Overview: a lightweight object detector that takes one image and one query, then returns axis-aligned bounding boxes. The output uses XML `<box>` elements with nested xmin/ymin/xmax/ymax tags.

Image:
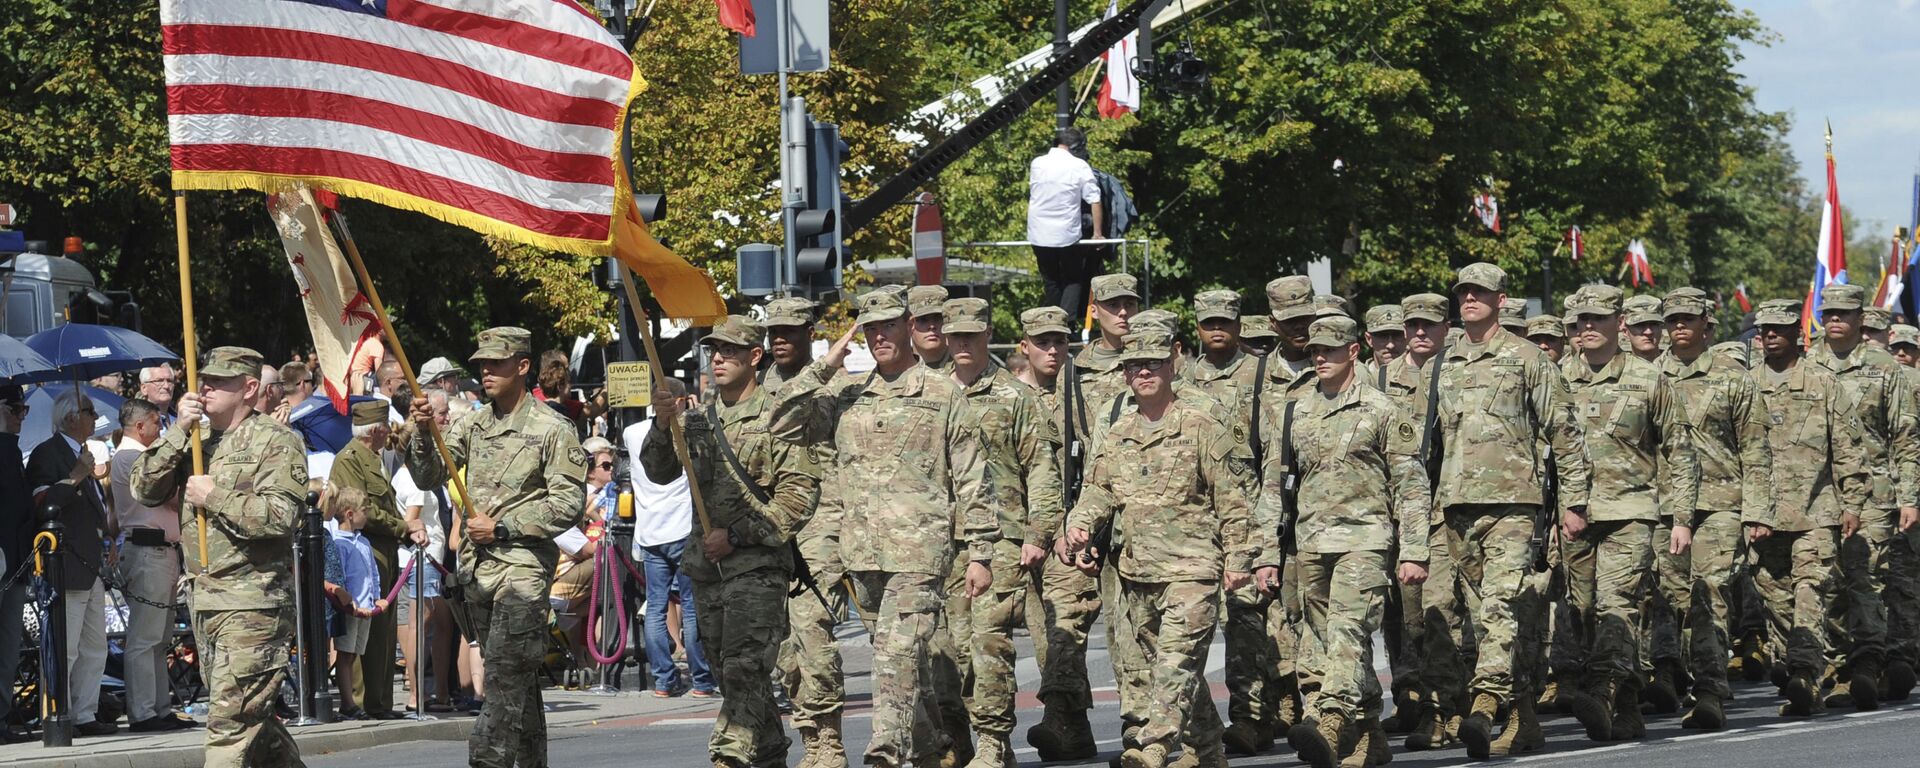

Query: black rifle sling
<box><xmin>1251</xmin><ymin>354</ymin><xmax>1269</xmax><ymax>480</ymax></box>
<box><xmin>706</xmin><ymin>402</ymin><xmax>771</xmax><ymax>505</ymax></box>
<box><xmin>1417</xmin><ymin>349</ymin><xmax>1445</xmax><ymax>465</ymax></box>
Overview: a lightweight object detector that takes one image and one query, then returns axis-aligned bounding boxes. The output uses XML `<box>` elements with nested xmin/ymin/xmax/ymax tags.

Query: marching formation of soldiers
<box><xmin>171</xmin><ymin>260</ymin><xmax>1920</xmax><ymax>768</ymax></box>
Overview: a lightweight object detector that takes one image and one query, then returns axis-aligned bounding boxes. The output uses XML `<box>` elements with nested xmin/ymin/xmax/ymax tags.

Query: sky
<box><xmin>1736</xmin><ymin>1</ymin><xmax>1920</xmax><ymax>238</ymax></box>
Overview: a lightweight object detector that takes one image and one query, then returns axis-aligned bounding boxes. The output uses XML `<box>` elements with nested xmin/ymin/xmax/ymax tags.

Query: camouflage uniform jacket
<box><xmin>1661</xmin><ymin>351</ymin><xmax>1774</xmax><ymax>522</ymax></box>
<box><xmin>404</xmin><ymin>394</ymin><xmax>587</xmax><ymax>575</ymax></box>
<box><xmin>1067</xmin><ymin>397</ymin><xmax>1265</xmax><ymax>582</ymax></box>
<box><xmin>1564</xmin><ymin>352</ymin><xmax>1700</xmax><ymax>522</ymax></box>
<box><xmin>814</xmin><ymin>363</ymin><xmax>995</xmax><ymax>576</ymax></box>
<box><xmin>330</xmin><ymin>439</ymin><xmax>407</xmax><ymax>543</ymax></box>
<box><xmin>1751</xmin><ymin>362</ymin><xmax>1869</xmax><ymax>530</ymax></box>
<box><xmin>1073</xmin><ymin>341</ymin><xmax>1129</xmax><ymax>445</ymax></box>
<box><xmin>956</xmin><ymin>363</ymin><xmax>1065</xmax><ymax>546</ymax></box>
<box><xmin>1258</xmin><ymin>382</ymin><xmax>1431</xmax><ymax>561</ymax></box>
<box><xmin>1182</xmin><ymin>350</ymin><xmax>1263</xmax><ymax>436</ymax></box>
<box><xmin>641</xmin><ymin>387</ymin><xmax>821</xmax><ymax>582</ymax></box>
<box><xmin>1434</xmin><ymin>329</ymin><xmax>1591</xmax><ymax>512</ymax></box>
<box><xmin>1809</xmin><ymin>343</ymin><xmax>1920</xmax><ymax>509</ymax></box>
<box><xmin>131</xmin><ymin>414</ymin><xmax>307</xmax><ymax>611</ymax></box>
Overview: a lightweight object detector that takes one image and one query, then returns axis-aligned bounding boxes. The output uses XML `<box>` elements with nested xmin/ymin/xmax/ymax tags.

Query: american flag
<box><xmin>162</xmin><ymin>0</ymin><xmax>641</xmax><ymax>256</ymax></box>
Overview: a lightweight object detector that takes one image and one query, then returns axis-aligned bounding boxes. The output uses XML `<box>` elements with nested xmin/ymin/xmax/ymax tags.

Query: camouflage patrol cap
<box><xmin>1891</xmin><ymin>323</ymin><xmax>1920</xmax><ymax>349</ymax></box>
<box><xmin>763</xmin><ymin>297</ymin><xmax>817</xmax><ymax>328</ymax></box>
<box><xmin>700</xmin><ymin>315</ymin><xmax>764</xmax><ymax>348</ymax></box>
<box><xmin>1864</xmin><ymin>305</ymin><xmax>1893</xmax><ymax>331</ymax></box>
<box><xmin>1710</xmin><ymin>340</ymin><xmax>1751</xmax><ymax>367</ymax></box>
<box><xmin>855</xmin><ymin>289</ymin><xmax>908</xmax><ymax>325</ymax></box>
<box><xmin>1129</xmin><ymin>309</ymin><xmax>1178</xmax><ymax>335</ymax></box>
<box><xmin>1091</xmin><ymin>273</ymin><xmax>1142</xmax><ymax>302</ymax></box>
<box><xmin>1754</xmin><ymin>298</ymin><xmax>1801</xmax><ymax>327</ymax></box>
<box><xmin>942</xmin><ymin>298</ymin><xmax>990</xmax><ymax>334</ymax></box>
<box><xmin>1452</xmin><ymin>262</ymin><xmax>1507</xmax><ymax>294</ymax></box>
<box><xmin>1526</xmin><ymin>315</ymin><xmax>1566</xmax><ymax>339</ymax></box>
<box><xmin>350</xmin><ymin>398</ymin><xmax>389</xmax><ymax>427</ymax></box>
<box><xmin>1306</xmin><ymin>316</ymin><xmax>1360</xmax><ymax>347</ymax></box>
<box><xmin>1020</xmin><ymin>306</ymin><xmax>1073</xmax><ymax>338</ymax></box>
<box><xmin>1661</xmin><ymin>287</ymin><xmax>1712</xmax><ymax>320</ymax></box>
<box><xmin>470</xmin><ymin>327</ymin><xmax>533</xmax><ymax>362</ymax></box>
<box><xmin>1623</xmin><ymin>295</ymin><xmax>1664</xmax><ymax>326</ymax></box>
<box><xmin>1499</xmin><ymin>298</ymin><xmax>1528</xmax><ymax>330</ymax></box>
<box><xmin>1567</xmin><ymin>284</ymin><xmax>1623</xmax><ymax>318</ymax></box>
<box><xmin>1402</xmin><ymin>293</ymin><xmax>1448</xmax><ymax>323</ymax></box>
<box><xmin>1364</xmin><ymin>304</ymin><xmax>1404</xmax><ymax>334</ymax></box>
<box><xmin>1313</xmin><ymin>294</ymin><xmax>1352</xmax><ymax>318</ymax></box>
<box><xmin>201</xmin><ymin>346</ymin><xmax>264</xmax><ymax>379</ymax></box>
<box><xmin>1821</xmin><ymin>283</ymin><xmax>1867</xmax><ymax>312</ymax></box>
<box><xmin>1266</xmin><ymin>276</ymin><xmax>1315</xmax><ymax>321</ymax></box>
<box><xmin>907</xmin><ymin>285</ymin><xmax>950</xmax><ymax>318</ymax></box>
<box><xmin>1119</xmin><ymin>331</ymin><xmax>1176</xmax><ymax>363</ymax></box>
<box><xmin>1193</xmin><ymin>289</ymin><xmax>1241</xmax><ymax>322</ymax></box>
<box><xmin>1239</xmin><ymin>316</ymin><xmax>1277</xmax><ymax>339</ymax></box>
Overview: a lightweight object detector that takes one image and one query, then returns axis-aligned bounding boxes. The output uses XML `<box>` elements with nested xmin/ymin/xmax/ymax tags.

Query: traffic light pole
<box><xmin>775</xmin><ymin>0</ymin><xmax>795</xmax><ymax>297</ymax></box>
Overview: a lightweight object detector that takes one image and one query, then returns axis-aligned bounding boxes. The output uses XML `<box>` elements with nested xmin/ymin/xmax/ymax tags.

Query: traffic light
<box><xmin>792</xmin><ymin>117</ymin><xmax>850</xmax><ymax>299</ymax></box>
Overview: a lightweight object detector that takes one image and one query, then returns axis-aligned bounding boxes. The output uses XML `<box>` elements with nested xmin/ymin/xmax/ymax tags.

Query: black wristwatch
<box><xmin>727</xmin><ymin>528</ymin><xmax>744</xmax><ymax>548</ymax></box>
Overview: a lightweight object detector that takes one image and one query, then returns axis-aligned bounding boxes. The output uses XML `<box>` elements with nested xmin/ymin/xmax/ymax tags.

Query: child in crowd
<box><xmin>328</xmin><ymin>486</ymin><xmax>387</xmax><ymax>719</ymax></box>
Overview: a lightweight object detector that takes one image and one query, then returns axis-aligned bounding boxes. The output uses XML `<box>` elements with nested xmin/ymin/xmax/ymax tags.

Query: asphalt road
<box><xmin>308</xmin><ymin>622</ymin><xmax>1920</xmax><ymax>767</ymax></box>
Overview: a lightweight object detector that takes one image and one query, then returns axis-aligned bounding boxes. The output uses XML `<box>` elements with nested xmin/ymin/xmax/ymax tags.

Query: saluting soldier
<box><xmin>1065</xmin><ymin>329</ymin><xmax>1270</xmax><ymax>768</ymax></box>
<box><xmin>1748</xmin><ymin>298</ymin><xmax>1869</xmax><ymax>716</ymax></box>
<box><xmin>645</xmin><ymin>315</ymin><xmax>822</xmax><ymax>768</ymax></box>
<box><xmin>403</xmin><ymin>327</ymin><xmax>587</xmax><ymax>768</ymax></box>
<box><xmin>1263</xmin><ymin>316</ymin><xmax>1431</xmax><ymax>768</ymax></box>
<box><xmin>131</xmin><ymin>347</ymin><xmax>308</xmax><ymax>767</ymax></box>
<box><xmin>813</xmin><ymin>290</ymin><xmax>994</xmax><ymax>768</ymax></box>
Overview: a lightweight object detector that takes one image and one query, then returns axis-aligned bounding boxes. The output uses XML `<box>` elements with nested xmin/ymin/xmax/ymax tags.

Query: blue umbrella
<box><xmin>0</xmin><ymin>335</ymin><xmax>59</xmax><ymax>384</ymax></box>
<box><xmin>289</xmin><ymin>394</ymin><xmax>386</xmax><ymax>455</ymax></box>
<box><xmin>19</xmin><ymin>383</ymin><xmax>124</xmax><ymax>455</ymax></box>
<box><xmin>24</xmin><ymin>323</ymin><xmax>179</xmax><ymax>381</ymax></box>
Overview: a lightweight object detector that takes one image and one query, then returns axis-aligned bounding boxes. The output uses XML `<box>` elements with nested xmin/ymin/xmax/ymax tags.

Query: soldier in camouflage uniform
<box><xmin>934</xmin><ymin>298</ymin><xmax>1064</xmax><ymax>767</ymax></box>
<box><xmin>1809</xmin><ymin>283</ymin><xmax>1920</xmax><ymax>711</ymax></box>
<box><xmin>1749</xmin><ymin>299</ymin><xmax>1869</xmax><ymax>716</ymax></box>
<box><xmin>1623</xmin><ymin>296</ymin><xmax>1666</xmax><ymax>362</ymax></box>
<box><xmin>1240</xmin><ymin>316</ymin><xmax>1278</xmax><ymax>357</ymax></box>
<box><xmin>1253</xmin><ymin>275</ymin><xmax>1320</xmax><ymax>743</ymax></box>
<box><xmin>1264</xmin><ymin>316</ymin><xmax>1431</xmax><ymax>768</ymax></box>
<box><xmin>1364</xmin><ymin>304</ymin><xmax>1404</xmax><ymax>368</ymax></box>
<box><xmin>1431</xmin><ymin>263</ymin><xmax>1591</xmax><ymax>760</ymax></box>
<box><xmin>403</xmin><ymin>327</ymin><xmax>587</xmax><ymax>768</ymax></box>
<box><xmin>1015</xmin><ymin>306</ymin><xmax>1105</xmax><ymax>762</ymax></box>
<box><xmin>329</xmin><ymin>398</ymin><xmax>418</xmax><ymax>717</ymax></box>
<box><xmin>761</xmin><ymin>297</ymin><xmax>856</xmax><ymax>768</ymax></box>
<box><xmin>908</xmin><ymin>286</ymin><xmax>953</xmax><ymax>371</ymax></box>
<box><xmin>1499</xmin><ymin>299</ymin><xmax>1528</xmax><ymax>336</ymax></box>
<box><xmin>132</xmin><ymin>347</ymin><xmax>308</xmax><ymax>768</ymax></box>
<box><xmin>1889</xmin><ymin>322</ymin><xmax>1920</xmax><ymax>702</ymax></box>
<box><xmin>643</xmin><ymin>316</ymin><xmax>822</xmax><ymax>768</ymax></box>
<box><xmin>1657</xmin><ymin>288</ymin><xmax>1775</xmax><ymax>730</ymax></box>
<box><xmin>1065</xmin><ymin>330</ymin><xmax>1269</xmax><ymax>768</ymax></box>
<box><xmin>1526</xmin><ymin>316</ymin><xmax>1566</xmax><ymax>364</ymax></box>
<box><xmin>1620</xmin><ymin>292</ymin><xmax>1692</xmax><ymax>714</ymax></box>
<box><xmin>813</xmin><ymin>290</ymin><xmax>994</xmax><ymax>768</ymax></box>
<box><xmin>1863</xmin><ymin>306</ymin><xmax>1894</xmax><ymax>349</ymax></box>
<box><xmin>1558</xmin><ymin>285</ymin><xmax>1700</xmax><ymax>743</ymax></box>
<box><xmin>1890</xmin><ymin>324</ymin><xmax>1920</xmax><ymax>366</ymax></box>
<box><xmin>1182</xmin><ymin>290</ymin><xmax>1276</xmax><ymax>756</ymax></box>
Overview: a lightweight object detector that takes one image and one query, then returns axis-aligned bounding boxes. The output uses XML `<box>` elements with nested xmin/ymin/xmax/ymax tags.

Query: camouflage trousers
<box><xmin>1414</xmin><ymin>523</ymin><xmax>1473</xmax><ymax>715</ymax></box>
<box><xmin>1645</xmin><ymin>518</ymin><xmax>1689</xmax><ymax>673</ymax></box>
<box><xmin>1221</xmin><ymin>581</ymin><xmax>1274</xmax><ymax>727</ymax></box>
<box><xmin>1099</xmin><ymin>559</ymin><xmax>1152</xmax><ymax>732</ymax></box>
<box><xmin>777</xmin><ymin>541</ymin><xmax>847</xmax><ymax>729</ymax></box>
<box><xmin>1443</xmin><ymin>505</ymin><xmax>1544</xmax><ymax>703</ymax></box>
<box><xmin>1680</xmin><ymin>511</ymin><xmax>1743</xmax><ymax>700</ymax></box>
<box><xmin>1295</xmin><ymin>550</ymin><xmax>1389</xmax><ymax>721</ymax></box>
<box><xmin>852</xmin><ymin>570</ymin><xmax>947</xmax><ymax>768</ymax></box>
<box><xmin>1564</xmin><ymin>519</ymin><xmax>1653</xmax><ymax>687</ymax></box>
<box><xmin>1830</xmin><ymin>508</ymin><xmax>1899</xmax><ymax>675</ymax></box>
<box><xmin>1753</xmin><ymin>528</ymin><xmax>1841</xmax><ymax>675</ymax></box>
<box><xmin>197</xmin><ymin>608</ymin><xmax>302</xmax><ymax>768</ymax></box>
<box><xmin>1023</xmin><ymin>549</ymin><xmax>1100</xmax><ymax>712</ymax></box>
<box><xmin>1263</xmin><ymin>556</ymin><xmax>1308</xmax><ymax>718</ymax></box>
<box><xmin>942</xmin><ymin>541</ymin><xmax>1026</xmax><ymax>738</ymax></box>
<box><xmin>694</xmin><ymin>568</ymin><xmax>792</xmax><ymax>766</ymax></box>
<box><xmin>466</xmin><ymin>560</ymin><xmax>552</xmax><ymax>768</ymax></box>
<box><xmin>1123</xmin><ymin>577</ymin><xmax>1223</xmax><ymax>750</ymax></box>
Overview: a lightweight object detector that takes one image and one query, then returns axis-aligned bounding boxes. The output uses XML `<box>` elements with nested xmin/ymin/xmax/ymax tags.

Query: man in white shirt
<box><xmin>620</xmin><ymin>386</ymin><xmax>716</xmax><ymax>698</ymax></box>
<box><xmin>111</xmin><ymin>398</ymin><xmax>195</xmax><ymax>732</ymax></box>
<box><xmin>1027</xmin><ymin>127</ymin><xmax>1105</xmax><ymax>319</ymax></box>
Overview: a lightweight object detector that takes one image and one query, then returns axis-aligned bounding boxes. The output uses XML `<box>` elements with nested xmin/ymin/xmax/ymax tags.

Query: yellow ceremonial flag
<box><xmin>612</xmin><ymin>198</ymin><xmax>726</xmax><ymax>324</ymax></box>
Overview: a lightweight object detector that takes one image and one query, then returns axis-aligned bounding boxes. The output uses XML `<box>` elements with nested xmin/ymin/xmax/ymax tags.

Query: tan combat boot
<box><xmin>1288</xmin><ymin>711</ymin><xmax>1352</xmax><ymax>768</ymax></box>
<box><xmin>1681</xmin><ymin>693</ymin><xmax>1725</xmax><ymax>730</ymax></box>
<box><xmin>1457</xmin><ymin>692</ymin><xmax>1500</xmax><ymax>760</ymax></box>
<box><xmin>1361</xmin><ymin>715</ymin><xmax>1391</xmax><ymax>765</ymax></box>
<box><xmin>1851</xmin><ymin>661</ymin><xmax>1883</xmax><ymax>711</ymax></box>
<box><xmin>1380</xmin><ymin>689</ymin><xmax>1420</xmax><ymax>734</ymax></box>
<box><xmin>963</xmin><ymin>733</ymin><xmax>1014</xmax><ymax>768</ymax></box>
<box><xmin>1338</xmin><ymin>724</ymin><xmax>1375</xmax><ymax>768</ymax></box>
<box><xmin>1489</xmin><ymin>696</ymin><xmax>1544</xmax><ymax>756</ymax></box>
<box><xmin>1610</xmin><ymin>684</ymin><xmax>1646</xmax><ymax>740</ymax></box>
<box><xmin>1402</xmin><ymin>701</ymin><xmax>1450</xmax><ymax>751</ymax></box>
<box><xmin>1535</xmin><ymin>679</ymin><xmax>1561</xmax><ymax>715</ymax></box>
<box><xmin>1119</xmin><ymin>742</ymin><xmax>1169</xmax><ymax>768</ymax></box>
<box><xmin>1566</xmin><ymin>680</ymin><xmax>1616</xmax><ymax>743</ymax></box>
<box><xmin>1740</xmin><ymin>630</ymin><xmax>1770</xmax><ymax>682</ymax></box>
<box><xmin>798</xmin><ymin>712</ymin><xmax>849</xmax><ymax>768</ymax></box>
<box><xmin>1884</xmin><ymin>660</ymin><xmax>1918</xmax><ymax>702</ymax></box>
<box><xmin>1643</xmin><ymin>660</ymin><xmax>1684</xmax><ymax>715</ymax></box>
<box><xmin>1027</xmin><ymin>704</ymin><xmax>1098</xmax><ymax>761</ymax></box>
<box><xmin>1221</xmin><ymin>719</ymin><xmax>1270</xmax><ymax>756</ymax></box>
<box><xmin>1166</xmin><ymin>739</ymin><xmax>1226</xmax><ymax>768</ymax></box>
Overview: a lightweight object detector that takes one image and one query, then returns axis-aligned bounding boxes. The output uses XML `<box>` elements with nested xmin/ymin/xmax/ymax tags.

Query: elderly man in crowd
<box><xmin>112</xmin><ymin>398</ymin><xmax>195</xmax><ymax>731</ymax></box>
<box><xmin>139</xmin><ymin>365</ymin><xmax>179</xmax><ymax>425</ymax></box>
<box><xmin>27</xmin><ymin>389</ymin><xmax>116</xmax><ymax>736</ymax></box>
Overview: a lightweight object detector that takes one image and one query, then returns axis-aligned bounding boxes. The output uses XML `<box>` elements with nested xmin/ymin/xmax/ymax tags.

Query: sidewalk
<box><xmin>0</xmin><ymin>684</ymin><xmax>725</xmax><ymax>768</ymax></box>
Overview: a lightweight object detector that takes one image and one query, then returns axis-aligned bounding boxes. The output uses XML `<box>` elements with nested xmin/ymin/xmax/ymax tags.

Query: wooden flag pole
<box><xmin>332</xmin><ymin>215</ymin><xmax>477</xmax><ymax>523</ymax></box>
<box><xmin>173</xmin><ymin>192</ymin><xmax>211</xmax><ymax>574</ymax></box>
<box><xmin>615</xmin><ymin>263</ymin><xmax>714</xmax><ymax>533</ymax></box>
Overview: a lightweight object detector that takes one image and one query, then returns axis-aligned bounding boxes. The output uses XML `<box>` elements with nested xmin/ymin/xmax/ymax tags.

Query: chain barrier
<box><xmin>66</xmin><ymin>546</ymin><xmax>179</xmax><ymax>610</ymax></box>
<box><xmin>0</xmin><ymin>537</ymin><xmax>47</xmax><ymax>598</ymax></box>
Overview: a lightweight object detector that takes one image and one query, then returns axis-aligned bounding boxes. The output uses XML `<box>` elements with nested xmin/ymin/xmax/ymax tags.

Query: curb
<box><xmin>0</xmin><ymin>718</ymin><xmax>471</xmax><ymax>768</ymax></box>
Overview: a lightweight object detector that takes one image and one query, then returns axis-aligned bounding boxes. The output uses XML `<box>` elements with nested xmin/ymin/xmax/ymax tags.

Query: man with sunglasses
<box><xmin>131</xmin><ymin>347</ymin><xmax>309</xmax><ymax>766</ymax></box>
<box><xmin>644</xmin><ymin>315</ymin><xmax>821</xmax><ymax>768</ymax></box>
<box><xmin>1064</xmin><ymin>329</ymin><xmax>1268</xmax><ymax>768</ymax></box>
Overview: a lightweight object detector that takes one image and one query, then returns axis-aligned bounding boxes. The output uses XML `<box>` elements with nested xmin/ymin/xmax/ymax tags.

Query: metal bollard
<box><xmin>291</xmin><ymin>491</ymin><xmax>318</xmax><ymax>726</ymax></box>
<box><xmin>406</xmin><ymin>544</ymin><xmax>435</xmax><ymax>721</ymax></box>
<box><xmin>37</xmin><ymin>517</ymin><xmax>70</xmax><ymax>747</ymax></box>
<box><xmin>300</xmin><ymin>495</ymin><xmax>336</xmax><ymax>724</ymax></box>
